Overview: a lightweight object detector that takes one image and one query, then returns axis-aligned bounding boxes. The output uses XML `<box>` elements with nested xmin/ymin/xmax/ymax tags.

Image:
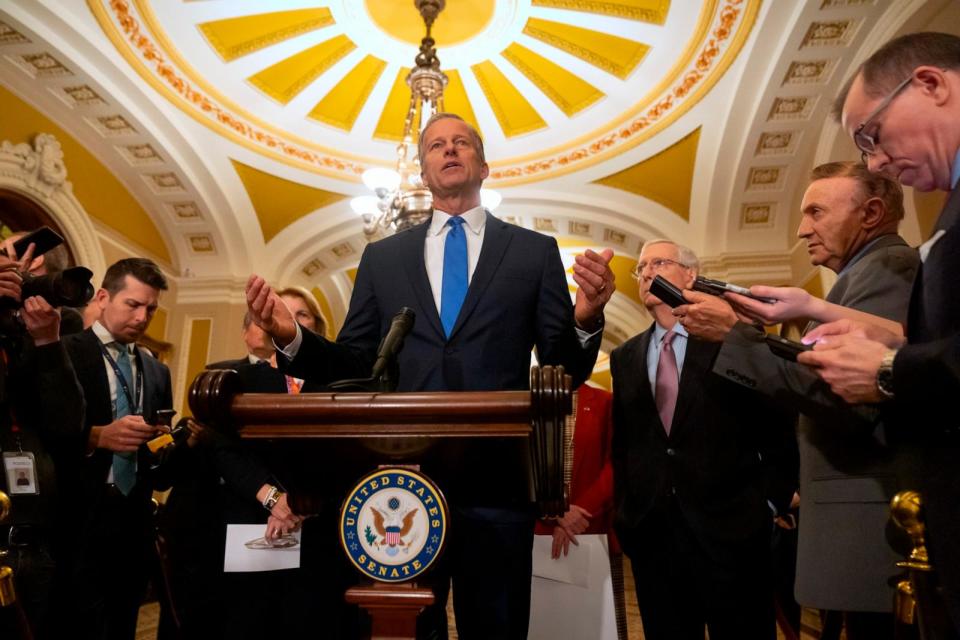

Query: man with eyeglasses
<box><xmin>795</xmin><ymin>32</ymin><xmax>960</xmax><ymax>631</ymax></box>
<box><xmin>676</xmin><ymin>162</ymin><xmax>919</xmax><ymax>639</ymax></box>
<box><xmin>610</xmin><ymin>239</ymin><xmax>796</xmax><ymax>640</ymax></box>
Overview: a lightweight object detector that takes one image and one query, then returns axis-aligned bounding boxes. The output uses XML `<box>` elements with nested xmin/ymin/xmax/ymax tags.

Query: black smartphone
<box><xmin>152</xmin><ymin>409</ymin><xmax>177</xmax><ymax>428</ymax></box>
<box><xmin>650</xmin><ymin>275</ymin><xmax>688</xmax><ymax>308</ymax></box>
<box><xmin>693</xmin><ymin>276</ymin><xmax>776</xmax><ymax>303</ymax></box>
<box><xmin>6</xmin><ymin>226</ymin><xmax>64</xmax><ymax>259</ymax></box>
<box><xmin>764</xmin><ymin>334</ymin><xmax>812</xmax><ymax>361</ymax></box>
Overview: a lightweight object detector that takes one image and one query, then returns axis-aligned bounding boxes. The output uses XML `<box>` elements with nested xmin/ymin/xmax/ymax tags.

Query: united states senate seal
<box><xmin>340</xmin><ymin>467</ymin><xmax>448</xmax><ymax>583</ymax></box>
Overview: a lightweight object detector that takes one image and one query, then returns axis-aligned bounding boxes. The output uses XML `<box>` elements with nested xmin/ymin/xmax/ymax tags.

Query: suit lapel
<box><xmin>449</xmin><ymin>212</ymin><xmax>512</xmax><ymax>339</ymax></box>
<box><xmin>137</xmin><ymin>348</ymin><xmax>155</xmax><ymax>418</ymax></box>
<box><xmin>669</xmin><ymin>337</ymin><xmax>713</xmax><ymax>439</ymax></box>
<box><xmin>400</xmin><ymin>222</ymin><xmax>445</xmax><ymax>339</ymax></box>
<box><xmin>78</xmin><ymin>329</ymin><xmax>113</xmax><ymax>424</ymax></box>
<box><xmin>631</xmin><ymin>328</ymin><xmax>668</xmax><ymax>440</ymax></box>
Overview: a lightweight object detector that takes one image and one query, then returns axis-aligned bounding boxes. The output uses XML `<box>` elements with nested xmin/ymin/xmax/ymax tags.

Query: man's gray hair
<box><xmin>639</xmin><ymin>239</ymin><xmax>700</xmax><ymax>271</ymax></box>
<box><xmin>417</xmin><ymin>112</ymin><xmax>486</xmax><ymax>167</ymax></box>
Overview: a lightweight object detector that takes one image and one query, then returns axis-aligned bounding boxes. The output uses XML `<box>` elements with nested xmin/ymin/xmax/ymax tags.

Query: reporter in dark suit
<box><xmin>611</xmin><ymin>240</ymin><xmax>797</xmax><ymax>640</ymax></box>
<box><xmin>61</xmin><ymin>258</ymin><xmax>171</xmax><ymax>640</ymax></box>
<box><xmin>247</xmin><ymin>112</ymin><xmax>615</xmax><ymax>638</ymax></box>
<box><xmin>800</xmin><ymin>33</ymin><xmax>960</xmax><ymax>631</ymax></box>
<box><xmin>0</xmin><ymin>252</ymin><xmax>84</xmax><ymax>640</ymax></box>
<box><xmin>678</xmin><ymin>162</ymin><xmax>919</xmax><ymax>639</ymax></box>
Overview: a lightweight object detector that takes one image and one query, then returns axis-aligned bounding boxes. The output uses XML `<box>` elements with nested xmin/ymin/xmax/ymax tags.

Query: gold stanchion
<box><xmin>0</xmin><ymin>489</ymin><xmax>15</xmax><ymax>607</ymax></box>
<box><xmin>890</xmin><ymin>490</ymin><xmax>957</xmax><ymax>640</ymax></box>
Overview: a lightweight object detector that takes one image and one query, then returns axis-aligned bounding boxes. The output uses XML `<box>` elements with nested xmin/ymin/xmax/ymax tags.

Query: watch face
<box><xmin>877</xmin><ymin>359</ymin><xmax>895</xmax><ymax>397</ymax></box>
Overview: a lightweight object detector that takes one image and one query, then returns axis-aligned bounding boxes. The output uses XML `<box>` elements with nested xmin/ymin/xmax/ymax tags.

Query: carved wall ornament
<box><xmin>302</xmin><ymin>257</ymin><xmax>326</xmax><ymax>277</ymax></box>
<box><xmin>331</xmin><ymin>242</ymin><xmax>355</xmax><ymax>259</ymax></box>
<box><xmin>782</xmin><ymin>60</ymin><xmax>832</xmax><ymax>85</ymax></box>
<box><xmin>768</xmin><ymin>96</ymin><xmax>815</xmax><ymax>121</ymax></box>
<box><xmin>0</xmin><ymin>133</ymin><xmax>105</xmax><ymax>276</ymax></box>
<box><xmin>0</xmin><ymin>21</ymin><xmax>30</xmax><ymax>44</ymax></box>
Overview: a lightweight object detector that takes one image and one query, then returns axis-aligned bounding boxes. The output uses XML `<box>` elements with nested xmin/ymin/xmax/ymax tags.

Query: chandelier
<box><xmin>351</xmin><ymin>0</ymin><xmax>499</xmax><ymax>239</ymax></box>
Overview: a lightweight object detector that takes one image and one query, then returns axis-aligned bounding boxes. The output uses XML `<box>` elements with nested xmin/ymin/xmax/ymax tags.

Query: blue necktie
<box><xmin>111</xmin><ymin>344</ymin><xmax>137</xmax><ymax>495</ymax></box>
<box><xmin>440</xmin><ymin>216</ymin><xmax>468</xmax><ymax>338</ymax></box>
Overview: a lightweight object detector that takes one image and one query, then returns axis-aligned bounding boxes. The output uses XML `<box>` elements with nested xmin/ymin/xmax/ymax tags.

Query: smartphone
<box><xmin>152</xmin><ymin>408</ymin><xmax>177</xmax><ymax>427</ymax></box>
<box><xmin>650</xmin><ymin>275</ymin><xmax>688</xmax><ymax>308</ymax></box>
<box><xmin>8</xmin><ymin>226</ymin><xmax>65</xmax><ymax>260</ymax></box>
<box><xmin>693</xmin><ymin>276</ymin><xmax>776</xmax><ymax>303</ymax></box>
<box><xmin>764</xmin><ymin>334</ymin><xmax>812</xmax><ymax>361</ymax></box>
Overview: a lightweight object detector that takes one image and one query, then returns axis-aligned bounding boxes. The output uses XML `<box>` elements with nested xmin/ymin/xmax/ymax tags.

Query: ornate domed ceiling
<box><xmin>89</xmin><ymin>0</ymin><xmax>754</xmax><ymax>185</ymax></box>
<box><xmin>1</xmin><ymin>0</ymin><xmax>957</xmax><ymax>355</ymax></box>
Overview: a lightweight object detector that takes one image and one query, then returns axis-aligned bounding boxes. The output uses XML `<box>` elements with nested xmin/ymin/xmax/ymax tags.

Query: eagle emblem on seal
<box><xmin>369</xmin><ymin>497</ymin><xmax>418</xmax><ymax>556</ymax></box>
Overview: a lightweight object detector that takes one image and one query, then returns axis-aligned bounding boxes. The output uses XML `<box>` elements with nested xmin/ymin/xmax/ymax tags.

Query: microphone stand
<box><xmin>327</xmin><ymin>308</ymin><xmax>414</xmax><ymax>393</ymax></box>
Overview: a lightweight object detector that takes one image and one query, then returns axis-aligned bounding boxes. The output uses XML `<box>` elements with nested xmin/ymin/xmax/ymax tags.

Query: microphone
<box><xmin>370</xmin><ymin>307</ymin><xmax>416</xmax><ymax>380</ymax></box>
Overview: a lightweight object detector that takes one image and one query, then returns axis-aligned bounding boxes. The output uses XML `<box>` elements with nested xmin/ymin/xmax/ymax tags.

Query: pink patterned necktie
<box><xmin>655</xmin><ymin>329</ymin><xmax>679</xmax><ymax>434</ymax></box>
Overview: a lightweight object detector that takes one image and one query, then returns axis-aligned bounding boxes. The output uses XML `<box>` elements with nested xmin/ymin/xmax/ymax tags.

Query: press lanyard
<box><xmin>98</xmin><ymin>341</ymin><xmax>143</xmax><ymax>414</ymax></box>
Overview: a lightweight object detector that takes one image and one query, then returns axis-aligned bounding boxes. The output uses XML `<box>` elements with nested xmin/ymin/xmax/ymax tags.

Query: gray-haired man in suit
<box><xmin>677</xmin><ymin>161</ymin><xmax>919</xmax><ymax>639</ymax></box>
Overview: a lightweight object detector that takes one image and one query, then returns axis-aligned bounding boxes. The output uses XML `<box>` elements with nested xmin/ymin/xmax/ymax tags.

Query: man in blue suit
<box><xmin>247</xmin><ymin>112</ymin><xmax>615</xmax><ymax>638</ymax></box>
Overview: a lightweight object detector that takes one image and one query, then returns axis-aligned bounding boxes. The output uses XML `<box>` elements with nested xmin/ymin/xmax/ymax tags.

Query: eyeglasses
<box><xmin>631</xmin><ymin>258</ymin><xmax>686</xmax><ymax>279</ymax></box>
<box><xmin>853</xmin><ymin>75</ymin><xmax>913</xmax><ymax>162</ymax></box>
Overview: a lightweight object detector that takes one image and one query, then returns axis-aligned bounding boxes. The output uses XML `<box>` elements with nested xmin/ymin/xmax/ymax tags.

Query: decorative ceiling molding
<box><xmin>698</xmin><ymin>251</ymin><xmax>793</xmax><ymax>284</ymax></box>
<box><xmin>0</xmin><ymin>133</ymin><xmax>106</xmax><ymax>277</ymax></box>
<box><xmin>88</xmin><ymin>0</ymin><xmax>759</xmax><ymax>186</ymax></box>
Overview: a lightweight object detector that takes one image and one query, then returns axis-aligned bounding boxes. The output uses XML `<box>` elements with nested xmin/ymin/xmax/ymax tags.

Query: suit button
<box><xmin>445</xmin><ymin>347</ymin><xmax>455</xmax><ymax>355</ymax></box>
<box><xmin>666</xmin><ymin>448</ymin><xmax>675</xmax><ymax>456</ymax></box>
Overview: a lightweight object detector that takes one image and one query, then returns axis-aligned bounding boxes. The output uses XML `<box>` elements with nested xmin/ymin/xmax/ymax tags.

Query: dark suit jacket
<box><xmin>284</xmin><ymin>213</ymin><xmax>600</xmax><ymax>392</ymax></box>
<box><xmin>0</xmin><ymin>339</ymin><xmax>84</xmax><ymax>528</ymax></box>
<box><xmin>62</xmin><ymin>327</ymin><xmax>173</xmax><ymax>504</ymax></box>
<box><xmin>714</xmin><ymin>234</ymin><xmax>919</xmax><ymax>611</ymax></box>
<box><xmin>891</xmin><ymin>185</ymin><xmax>960</xmax><ymax>615</ymax></box>
<box><xmin>611</xmin><ymin>329</ymin><xmax>797</xmax><ymax>561</ymax></box>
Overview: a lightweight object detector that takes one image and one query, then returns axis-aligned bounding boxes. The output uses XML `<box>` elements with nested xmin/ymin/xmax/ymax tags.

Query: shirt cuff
<box><xmin>575</xmin><ymin>325</ymin><xmax>602</xmax><ymax>347</ymax></box>
<box><xmin>276</xmin><ymin>324</ymin><xmax>303</xmax><ymax>361</ymax></box>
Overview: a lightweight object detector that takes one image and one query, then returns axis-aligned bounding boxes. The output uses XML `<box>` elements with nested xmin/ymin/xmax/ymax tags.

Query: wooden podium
<box><xmin>189</xmin><ymin>365</ymin><xmax>572</xmax><ymax>639</ymax></box>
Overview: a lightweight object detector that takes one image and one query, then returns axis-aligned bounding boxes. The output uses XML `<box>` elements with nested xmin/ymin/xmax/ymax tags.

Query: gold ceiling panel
<box><xmin>308</xmin><ymin>55</ymin><xmax>387</xmax><ymax>131</ymax></box>
<box><xmin>502</xmin><ymin>43</ymin><xmax>604</xmax><ymax>117</ymax></box>
<box><xmin>198</xmin><ymin>8</ymin><xmax>335</xmax><ymax>62</ymax></box>
<box><xmin>365</xmin><ymin>0</ymin><xmax>495</xmax><ymax>46</ymax></box>
<box><xmin>373</xmin><ymin>67</ymin><xmax>416</xmax><ymax>142</ymax></box>
<box><xmin>531</xmin><ymin>0</ymin><xmax>670</xmax><ymax>24</ymax></box>
<box><xmin>471</xmin><ymin>61</ymin><xmax>546</xmax><ymax>138</ymax></box>
<box><xmin>442</xmin><ymin>70</ymin><xmax>482</xmax><ymax>139</ymax></box>
<box><xmin>523</xmin><ymin>18</ymin><xmax>650</xmax><ymax>80</ymax></box>
<box><xmin>593</xmin><ymin>127</ymin><xmax>701</xmax><ymax>220</ymax></box>
<box><xmin>374</xmin><ymin>69</ymin><xmax>480</xmax><ymax>143</ymax></box>
<box><xmin>248</xmin><ymin>35</ymin><xmax>355</xmax><ymax>105</ymax></box>
<box><xmin>231</xmin><ymin>159</ymin><xmax>347</xmax><ymax>243</ymax></box>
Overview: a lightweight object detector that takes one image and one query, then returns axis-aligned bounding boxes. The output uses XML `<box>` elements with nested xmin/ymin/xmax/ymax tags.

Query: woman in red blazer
<box><xmin>537</xmin><ymin>384</ymin><xmax>618</xmax><ymax>554</ymax></box>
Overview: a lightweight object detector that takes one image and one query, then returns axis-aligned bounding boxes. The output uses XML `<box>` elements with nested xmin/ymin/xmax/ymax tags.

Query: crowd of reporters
<box><xmin>2</xmin><ymin>28</ymin><xmax>960</xmax><ymax>640</ymax></box>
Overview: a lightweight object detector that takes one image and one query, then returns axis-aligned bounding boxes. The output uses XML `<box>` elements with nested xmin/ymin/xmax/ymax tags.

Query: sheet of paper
<box><xmin>223</xmin><ymin>524</ymin><xmax>302</xmax><ymax>573</ymax></box>
<box><xmin>529</xmin><ymin>534</ymin><xmax>617</xmax><ymax>640</ymax></box>
<box><xmin>531</xmin><ymin>530</ymin><xmax>592</xmax><ymax>587</ymax></box>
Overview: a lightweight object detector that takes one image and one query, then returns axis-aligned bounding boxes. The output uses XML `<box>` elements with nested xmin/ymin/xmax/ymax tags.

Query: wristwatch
<box><xmin>262</xmin><ymin>485</ymin><xmax>283</xmax><ymax>511</ymax></box>
<box><xmin>876</xmin><ymin>349</ymin><xmax>897</xmax><ymax>399</ymax></box>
